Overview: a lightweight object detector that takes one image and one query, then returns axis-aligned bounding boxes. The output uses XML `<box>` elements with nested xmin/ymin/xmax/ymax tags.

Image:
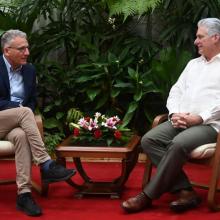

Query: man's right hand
<box><xmin>171</xmin><ymin>113</ymin><xmax>189</xmax><ymax>129</ymax></box>
<box><xmin>171</xmin><ymin>113</ymin><xmax>203</xmax><ymax>129</ymax></box>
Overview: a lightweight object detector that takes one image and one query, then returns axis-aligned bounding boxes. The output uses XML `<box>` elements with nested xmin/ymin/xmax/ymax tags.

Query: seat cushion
<box><xmin>0</xmin><ymin>141</ymin><xmax>15</xmax><ymax>156</ymax></box>
<box><xmin>190</xmin><ymin>143</ymin><xmax>216</xmax><ymax>159</ymax></box>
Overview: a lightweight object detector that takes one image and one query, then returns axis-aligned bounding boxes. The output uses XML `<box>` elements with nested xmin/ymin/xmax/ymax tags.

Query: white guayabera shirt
<box><xmin>167</xmin><ymin>53</ymin><xmax>220</xmax><ymax>132</ymax></box>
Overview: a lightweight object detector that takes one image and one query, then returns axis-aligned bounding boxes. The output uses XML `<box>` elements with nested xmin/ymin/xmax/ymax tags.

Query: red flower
<box><xmin>85</xmin><ymin>117</ymin><xmax>90</xmax><ymax>122</ymax></box>
<box><xmin>114</xmin><ymin>130</ymin><xmax>122</xmax><ymax>139</ymax></box>
<box><xmin>94</xmin><ymin>129</ymin><xmax>102</xmax><ymax>139</ymax></box>
<box><xmin>73</xmin><ymin>128</ymin><xmax>80</xmax><ymax>137</ymax></box>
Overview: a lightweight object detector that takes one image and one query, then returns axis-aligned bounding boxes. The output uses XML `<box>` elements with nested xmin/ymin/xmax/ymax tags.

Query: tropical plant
<box><xmin>113</xmin><ymin>66</ymin><xmax>156</xmax><ymax>129</ymax></box>
<box><xmin>74</xmin><ymin>34</ymin><xmax>159</xmax><ymax>129</ymax></box>
<box><xmin>103</xmin><ymin>0</ymin><xmax>162</xmax><ymax>19</ymax></box>
<box><xmin>35</xmin><ymin>62</ymin><xmax>76</xmax><ymax>131</ymax></box>
<box><xmin>2</xmin><ymin>0</ymin><xmax>220</xmax><ymax>142</ymax></box>
<box><xmin>66</xmin><ymin>108</ymin><xmax>84</xmax><ymax>124</ymax></box>
<box><xmin>149</xmin><ymin>47</ymin><xmax>192</xmax><ymax>101</ymax></box>
<box><xmin>156</xmin><ymin>0</ymin><xmax>220</xmax><ymax>54</ymax></box>
<box><xmin>44</xmin><ymin>131</ymin><xmax>65</xmax><ymax>156</ymax></box>
<box><xmin>0</xmin><ymin>0</ymin><xmax>29</xmax><ymax>35</ymax></box>
<box><xmin>136</xmin><ymin>47</ymin><xmax>192</xmax><ymax>129</ymax></box>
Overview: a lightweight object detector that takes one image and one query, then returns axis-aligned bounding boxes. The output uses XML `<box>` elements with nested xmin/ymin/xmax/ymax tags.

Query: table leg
<box><xmin>114</xmin><ymin>145</ymin><xmax>140</xmax><ymax>186</ymax></box>
<box><xmin>73</xmin><ymin>157</ymin><xmax>92</xmax><ymax>183</ymax></box>
<box><xmin>68</xmin><ymin>147</ymin><xmax>140</xmax><ymax>198</ymax></box>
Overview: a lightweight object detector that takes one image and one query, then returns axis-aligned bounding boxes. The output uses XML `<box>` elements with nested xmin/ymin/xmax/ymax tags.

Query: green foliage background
<box><xmin>1</xmin><ymin>0</ymin><xmax>220</xmax><ymax>153</ymax></box>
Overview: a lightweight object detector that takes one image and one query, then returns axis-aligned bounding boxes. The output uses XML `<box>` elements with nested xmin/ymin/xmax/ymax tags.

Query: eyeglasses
<box><xmin>8</xmin><ymin>46</ymin><xmax>29</xmax><ymax>53</ymax></box>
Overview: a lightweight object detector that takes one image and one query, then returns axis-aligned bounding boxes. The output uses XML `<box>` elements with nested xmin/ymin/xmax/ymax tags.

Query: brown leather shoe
<box><xmin>121</xmin><ymin>192</ymin><xmax>152</xmax><ymax>213</ymax></box>
<box><xmin>170</xmin><ymin>190</ymin><xmax>201</xmax><ymax>212</ymax></box>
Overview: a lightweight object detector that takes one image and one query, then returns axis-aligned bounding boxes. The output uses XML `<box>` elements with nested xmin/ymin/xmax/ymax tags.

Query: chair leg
<box><xmin>207</xmin><ymin>156</ymin><xmax>220</xmax><ymax>211</ymax></box>
<box><xmin>31</xmin><ymin>180</ymin><xmax>49</xmax><ymax>196</ymax></box>
<box><xmin>31</xmin><ymin>180</ymin><xmax>42</xmax><ymax>194</ymax></box>
<box><xmin>0</xmin><ymin>178</ymin><xmax>48</xmax><ymax>197</ymax></box>
<box><xmin>142</xmin><ymin>158</ymin><xmax>152</xmax><ymax>190</ymax></box>
<box><xmin>0</xmin><ymin>179</ymin><xmax>16</xmax><ymax>185</ymax></box>
<box><xmin>32</xmin><ymin>170</ymin><xmax>49</xmax><ymax>196</ymax></box>
<box><xmin>40</xmin><ymin>181</ymin><xmax>49</xmax><ymax>196</ymax></box>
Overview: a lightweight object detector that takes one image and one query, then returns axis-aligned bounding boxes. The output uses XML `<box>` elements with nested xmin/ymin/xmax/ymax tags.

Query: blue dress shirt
<box><xmin>3</xmin><ymin>55</ymin><xmax>25</xmax><ymax>105</ymax></box>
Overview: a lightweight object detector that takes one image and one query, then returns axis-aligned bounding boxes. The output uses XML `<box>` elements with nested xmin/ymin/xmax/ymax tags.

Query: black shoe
<box><xmin>41</xmin><ymin>161</ymin><xmax>76</xmax><ymax>183</ymax></box>
<box><xmin>16</xmin><ymin>192</ymin><xmax>42</xmax><ymax>216</ymax></box>
<box><xmin>170</xmin><ymin>190</ymin><xmax>202</xmax><ymax>212</ymax></box>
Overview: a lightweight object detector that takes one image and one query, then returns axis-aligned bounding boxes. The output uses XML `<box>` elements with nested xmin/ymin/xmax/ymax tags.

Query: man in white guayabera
<box><xmin>121</xmin><ymin>18</ymin><xmax>220</xmax><ymax>213</ymax></box>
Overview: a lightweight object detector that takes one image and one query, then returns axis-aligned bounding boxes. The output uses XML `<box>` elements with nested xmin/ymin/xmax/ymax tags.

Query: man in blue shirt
<box><xmin>0</xmin><ymin>29</ymin><xmax>76</xmax><ymax>217</ymax></box>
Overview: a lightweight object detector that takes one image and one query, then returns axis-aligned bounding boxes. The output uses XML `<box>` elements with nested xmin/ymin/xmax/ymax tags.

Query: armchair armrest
<box><xmin>152</xmin><ymin>114</ymin><xmax>168</xmax><ymax>128</ymax></box>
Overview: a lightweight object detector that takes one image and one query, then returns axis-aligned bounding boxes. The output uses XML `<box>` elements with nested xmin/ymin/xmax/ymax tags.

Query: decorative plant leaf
<box><xmin>134</xmin><ymin>87</ymin><xmax>142</xmax><ymax>102</ymax></box>
<box><xmin>122</xmin><ymin>111</ymin><xmax>135</xmax><ymax>128</ymax></box>
<box><xmin>127</xmin><ymin>101</ymin><xmax>138</xmax><ymax>114</ymax></box>
<box><xmin>105</xmin><ymin>0</ymin><xmax>162</xmax><ymax>19</ymax></box>
<box><xmin>87</xmin><ymin>88</ymin><xmax>101</xmax><ymax>101</ymax></box>
<box><xmin>66</xmin><ymin>108</ymin><xmax>84</xmax><ymax>124</ymax></box>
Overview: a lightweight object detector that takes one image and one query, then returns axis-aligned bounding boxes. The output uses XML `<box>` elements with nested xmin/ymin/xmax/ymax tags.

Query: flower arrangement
<box><xmin>69</xmin><ymin>112</ymin><xmax>132</xmax><ymax>146</ymax></box>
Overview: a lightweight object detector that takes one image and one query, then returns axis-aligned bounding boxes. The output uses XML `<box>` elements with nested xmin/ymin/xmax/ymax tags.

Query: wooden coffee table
<box><xmin>55</xmin><ymin>135</ymin><xmax>140</xmax><ymax>198</ymax></box>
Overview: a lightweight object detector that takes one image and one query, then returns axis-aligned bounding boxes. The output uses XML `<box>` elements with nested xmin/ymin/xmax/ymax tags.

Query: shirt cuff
<box><xmin>199</xmin><ymin>111</ymin><xmax>212</xmax><ymax>123</ymax></box>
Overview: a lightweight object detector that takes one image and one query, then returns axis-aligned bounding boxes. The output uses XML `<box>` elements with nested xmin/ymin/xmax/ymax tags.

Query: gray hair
<box><xmin>198</xmin><ymin>18</ymin><xmax>220</xmax><ymax>36</ymax></box>
<box><xmin>1</xmin><ymin>29</ymin><xmax>27</xmax><ymax>49</ymax></box>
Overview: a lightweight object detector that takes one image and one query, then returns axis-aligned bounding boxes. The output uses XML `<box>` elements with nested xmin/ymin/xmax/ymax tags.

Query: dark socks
<box><xmin>40</xmin><ymin>159</ymin><xmax>53</xmax><ymax>171</ymax></box>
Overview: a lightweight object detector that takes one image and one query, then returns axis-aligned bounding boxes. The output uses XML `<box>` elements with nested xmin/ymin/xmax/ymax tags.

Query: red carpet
<box><xmin>0</xmin><ymin>160</ymin><xmax>220</xmax><ymax>220</ymax></box>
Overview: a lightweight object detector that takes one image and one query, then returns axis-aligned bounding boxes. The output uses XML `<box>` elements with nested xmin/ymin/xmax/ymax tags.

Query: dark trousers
<box><xmin>141</xmin><ymin>121</ymin><xmax>217</xmax><ymax>199</ymax></box>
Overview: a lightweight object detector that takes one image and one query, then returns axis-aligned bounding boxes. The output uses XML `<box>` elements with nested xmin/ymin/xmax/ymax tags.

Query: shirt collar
<box><xmin>3</xmin><ymin>55</ymin><xmax>22</xmax><ymax>73</ymax></box>
<box><xmin>201</xmin><ymin>53</ymin><xmax>220</xmax><ymax>63</ymax></box>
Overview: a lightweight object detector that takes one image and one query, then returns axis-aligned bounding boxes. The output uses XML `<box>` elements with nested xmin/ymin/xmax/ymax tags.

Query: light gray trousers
<box><xmin>141</xmin><ymin>121</ymin><xmax>217</xmax><ymax>199</ymax></box>
<box><xmin>0</xmin><ymin>107</ymin><xmax>50</xmax><ymax>194</ymax></box>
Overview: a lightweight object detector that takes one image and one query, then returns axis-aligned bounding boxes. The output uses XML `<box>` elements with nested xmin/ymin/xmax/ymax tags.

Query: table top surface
<box><xmin>56</xmin><ymin>135</ymin><xmax>141</xmax><ymax>154</ymax></box>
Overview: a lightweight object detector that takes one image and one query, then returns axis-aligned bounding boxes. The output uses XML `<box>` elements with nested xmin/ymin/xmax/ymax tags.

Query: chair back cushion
<box><xmin>0</xmin><ymin>141</ymin><xmax>15</xmax><ymax>156</ymax></box>
<box><xmin>190</xmin><ymin>143</ymin><xmax>216</xmax><ymax>159</ymax></box>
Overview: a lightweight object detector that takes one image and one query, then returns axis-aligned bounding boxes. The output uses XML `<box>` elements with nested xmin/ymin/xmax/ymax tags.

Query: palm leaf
<box><xmin>104</xmin><ymin>0</ymin><xmax>162</xmax><ymax>19</ymax></box>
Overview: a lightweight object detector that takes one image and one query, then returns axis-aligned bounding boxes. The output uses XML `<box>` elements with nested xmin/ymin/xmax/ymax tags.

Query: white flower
<box><xmin>95</xmin><ymin>112</ymin><xmax>101</xmax><ymax>118</ymax></box>
<box><xmin>77</xmin><ymin>113</ymin><xmax>121</xmax><ymax>132</ymax></box>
